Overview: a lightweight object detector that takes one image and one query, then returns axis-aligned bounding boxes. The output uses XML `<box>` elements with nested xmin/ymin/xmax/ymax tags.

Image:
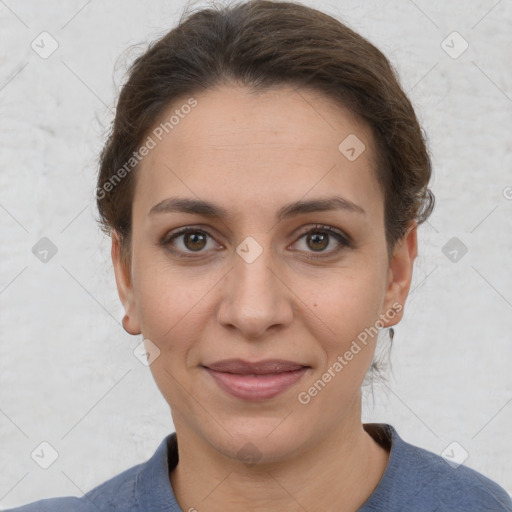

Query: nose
<box><xmin>216</xmin><ymin>238</ymin><xmax>294</xmax><ymax>339</ymax></box>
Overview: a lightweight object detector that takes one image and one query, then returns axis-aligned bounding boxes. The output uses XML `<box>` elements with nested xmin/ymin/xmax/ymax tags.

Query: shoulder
<box><xmin>2</xmin><ymin>497</ymin><xmax>85</xmax><ymax>512</ymax></box>
<box><xmin>404</xmin><ymin>438</ymin><xmax>511</xmax><ymax>510</ymax></box>
<box><xmin>2</xmin><ymin>441</ymin><xmax>163</xmax><ymax>512</ymax></box>
<box><xmin>362</xmin><ymin>423</ymin><xmax>512</xmax><ymax>511</ymax></box>
<box><xmin>3</xmin><ymin>464</ymin><xmax>141</xmax><ymax>512</ymax></box>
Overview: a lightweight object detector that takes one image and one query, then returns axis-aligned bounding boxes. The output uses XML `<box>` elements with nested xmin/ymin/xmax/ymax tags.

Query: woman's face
<box><xmin>112</xmin><ymin>84</ymin><xmax>417</xmax><ymax>462</ymax></box>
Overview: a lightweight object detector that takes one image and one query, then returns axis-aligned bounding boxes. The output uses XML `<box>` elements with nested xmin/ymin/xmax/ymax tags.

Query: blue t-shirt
<box><xmin>4</xmin><ymin>423</ymin><xmax>511</xmax><ymax>511</ymax></box>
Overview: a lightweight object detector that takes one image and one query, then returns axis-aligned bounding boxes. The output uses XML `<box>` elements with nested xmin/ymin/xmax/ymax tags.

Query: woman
<box><xmin>7</xmin><ymin>0</ymin><xmax>511</xmax><ymax>510</ymax></box>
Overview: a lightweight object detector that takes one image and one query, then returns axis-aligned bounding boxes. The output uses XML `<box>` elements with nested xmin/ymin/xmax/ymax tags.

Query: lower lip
<box><xmin>204</xmin><ymin>367</ymin><xmax>309</xmax><ymax>401</ymax></box>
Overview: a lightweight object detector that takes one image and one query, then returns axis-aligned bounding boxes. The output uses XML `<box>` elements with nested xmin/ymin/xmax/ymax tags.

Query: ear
<box><xmin>380</xmin><ymin>222</ymin><xmax>418</xmax><ymax>327</ymax></box>
<box><xmin>111</xmin><ymin>231</ymin><xmax>141</xmax><ymax>335</ymax></box>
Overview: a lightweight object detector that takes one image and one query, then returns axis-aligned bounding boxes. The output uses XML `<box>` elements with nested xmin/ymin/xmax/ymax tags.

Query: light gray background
<box><xmin>1</xmin><ymin>0</ymin><xmax>511</xmax><ymax>507</ymax></box>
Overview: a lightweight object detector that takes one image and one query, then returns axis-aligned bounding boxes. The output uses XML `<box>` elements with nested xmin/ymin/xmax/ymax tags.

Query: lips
<box><xmin>203</xmin><ymin>359</ymin><xmax>309</xmax><ymax>400</ymax></box>
<box><xmin>204</xmin><ymin>358</ymin><xmax>307</xmax><ymax>375</ymax></box>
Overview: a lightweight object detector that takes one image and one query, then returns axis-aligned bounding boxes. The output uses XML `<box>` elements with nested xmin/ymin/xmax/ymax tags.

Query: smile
<box><xmin>204</xmin><ymin>367</ymin><xmax>309</xmax><ymax>400</ymax></box>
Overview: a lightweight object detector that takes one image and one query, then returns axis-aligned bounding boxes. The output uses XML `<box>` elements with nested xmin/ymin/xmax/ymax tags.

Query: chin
<box><xmin>203</xmin><ymin>416</ymin><xmax>311</xmax><ymax>465</ymax></box>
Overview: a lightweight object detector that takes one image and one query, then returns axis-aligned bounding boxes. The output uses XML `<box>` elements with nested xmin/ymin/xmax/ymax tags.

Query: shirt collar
<box><xmin>136</xmin><ymin>432</ymin><xmax>181</xmax><ymax>511</ymax></box>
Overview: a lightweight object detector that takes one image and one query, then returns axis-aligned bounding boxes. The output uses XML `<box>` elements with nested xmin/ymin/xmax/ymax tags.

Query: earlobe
<box><xmin>122</xmin><ymin>313</ymin><xmax>139</xmax><ymax>335</ymax></box>
<box><xmin>111</xmin><ymin>231</ymin><xmax>141</xmax><ymax>335</ymax></box>
<box><xmin>380</xmin><ymin>222</ymin><xmax>418</xmax><ymax>328</ymax></box>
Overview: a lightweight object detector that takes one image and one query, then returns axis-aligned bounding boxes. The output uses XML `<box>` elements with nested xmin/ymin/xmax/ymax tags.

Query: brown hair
<box><xmin>96</xmin><ymin>0</ymin><xmax>434</xmax><ymax>264</ymax></box>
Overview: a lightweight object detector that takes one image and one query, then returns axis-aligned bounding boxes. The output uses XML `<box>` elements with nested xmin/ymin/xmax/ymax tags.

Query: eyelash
<box><xmin>160</xmin><ymin>224</ymin><xmax>352</xmax><ymax>260</ymax></box>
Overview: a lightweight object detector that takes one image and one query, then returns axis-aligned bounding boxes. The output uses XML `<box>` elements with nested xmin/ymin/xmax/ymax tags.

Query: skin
<box><xmin>112</xmin><ymin>84</ymin><xmax>418</xmax><ymax>511</ymax></box>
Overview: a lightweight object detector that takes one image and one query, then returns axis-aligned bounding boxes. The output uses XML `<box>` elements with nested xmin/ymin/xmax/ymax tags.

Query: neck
<box><xmin>170</xmin><ymin>406</ymin><xmax>389</xmax><ymax>512</ymax></box>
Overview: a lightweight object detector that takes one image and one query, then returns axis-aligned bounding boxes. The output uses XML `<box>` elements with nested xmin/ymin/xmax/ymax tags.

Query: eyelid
<box><xmin>160</xmin><ymin>225</ymin><xmax>223</xmax><ymax>258</ymax></box>
<box><xmin>288</xmin><ymin>224</ymin><xmax>353</xmax><ymax>257</ymax></box>
<box><xmin>292</xmin><ymin>223</ymin><xmax>352</xmax><ymax>246</ymax></box>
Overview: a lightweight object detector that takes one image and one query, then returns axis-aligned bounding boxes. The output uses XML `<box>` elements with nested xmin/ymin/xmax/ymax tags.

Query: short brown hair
<box><xmin>96</xmin><ymin>0</ymin><xmax>434</xmax><ymax>262</ymax></box>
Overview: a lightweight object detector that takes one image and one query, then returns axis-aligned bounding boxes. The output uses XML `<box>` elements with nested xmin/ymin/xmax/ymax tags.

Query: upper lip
<box><xmin>204</xmin><ymin>359</ymin><xmax>309</xmax><ymax>375</ymax></box>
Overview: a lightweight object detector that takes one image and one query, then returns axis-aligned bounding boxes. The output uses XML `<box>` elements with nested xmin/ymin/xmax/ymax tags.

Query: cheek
<box><xmin>296</xmin><ymin>274</ymin><xmax>384</xmax><ymax>410</ymax></box>
<box><xmin>137</xmin><ymin>281</ymin><xmax>196</xmax><ymax>342</ymax></box>
<box><xmin>133</xmin><ymin>266</ymin><xmax>213</xmax><ymax>405</ymax></box>
<box><xmin>298</xmin><ymin>267</ymin><xmax>385</xmax><ymax>351</ymax></box>
<box><xmin>132</xmin><ymin>255</ymin><xmax>220</xmax><ymax>353</ymax></box>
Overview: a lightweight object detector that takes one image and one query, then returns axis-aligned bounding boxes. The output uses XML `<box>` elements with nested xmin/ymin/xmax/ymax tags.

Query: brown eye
<box><xmin>307</xmin><ymin>232</ymin><xmax>329</xmax><ymax>251</ymax></box>
<box><xmin>182</xmin><ymin>232</ymin><xmax>207</xmax><ymax>251</ymax></box>
<box><xmin>291</xmin><ymin>224</ymin><xmax>351</xmax><ymax>258</ymax></box>
<box><xmin>161</xmin><ymin>228</ymin><xmax>220</xmax><ymax>258</ymax></box>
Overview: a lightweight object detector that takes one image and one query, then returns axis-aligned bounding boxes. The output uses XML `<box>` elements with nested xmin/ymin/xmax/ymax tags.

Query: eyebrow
<box><xmin>149</xmin><ymin>195</ymin><xmax>366</xmax><ymax>220</ymax></box>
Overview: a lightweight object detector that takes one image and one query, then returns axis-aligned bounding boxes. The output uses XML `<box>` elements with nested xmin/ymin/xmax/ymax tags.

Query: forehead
<box><xmin>134</xmin><ymin>84</ymin><xmax>383</xmax><ymax>222</ymax></box>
